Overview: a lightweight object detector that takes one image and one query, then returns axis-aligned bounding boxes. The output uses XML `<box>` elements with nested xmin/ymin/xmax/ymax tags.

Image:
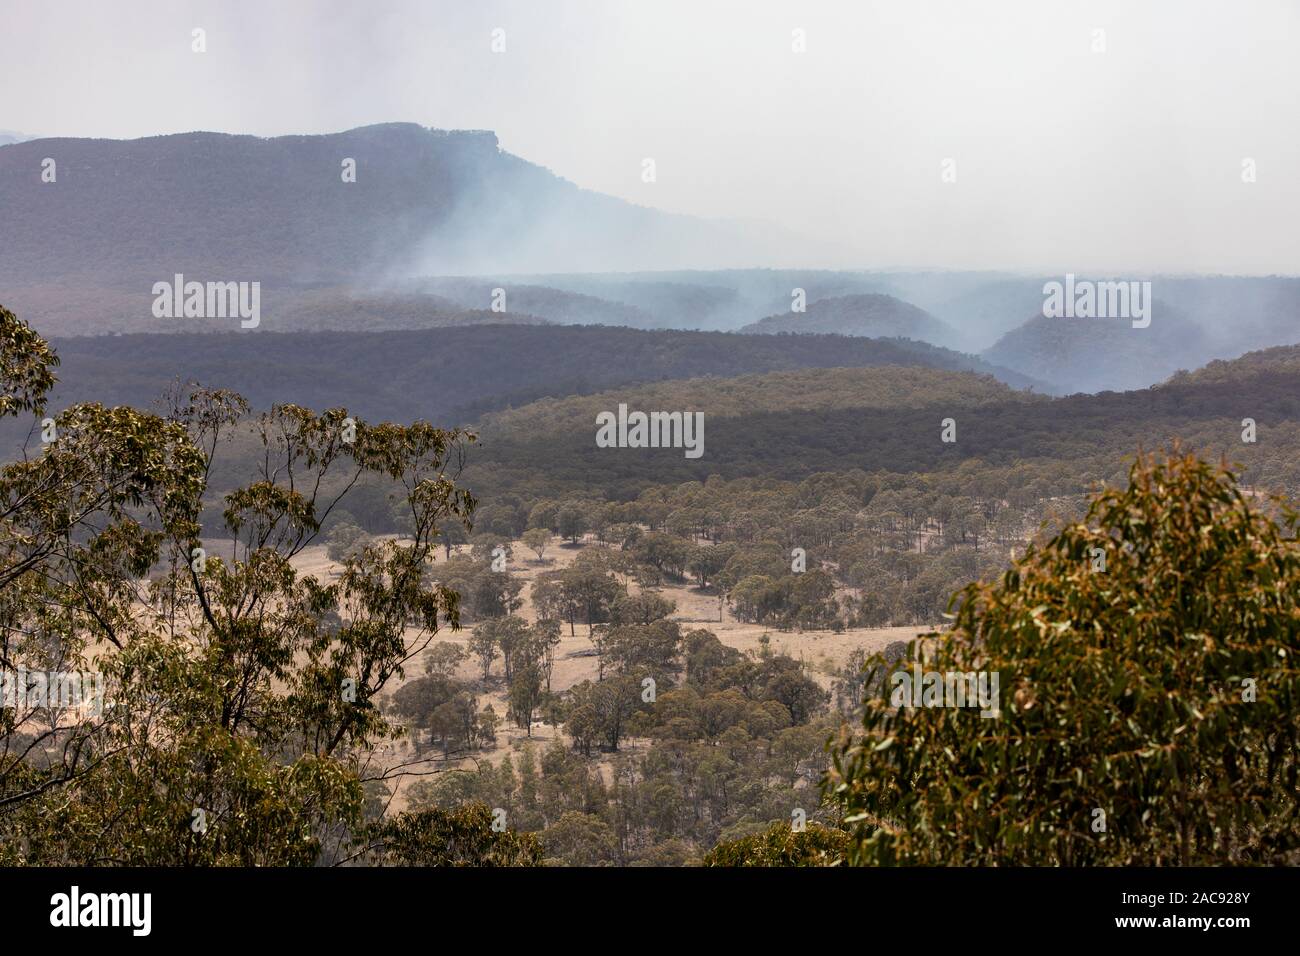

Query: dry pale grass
<box><xmin>284</xmin><ymin>535</ymin><xmax>933</xmax><ymax>811</ymax></box>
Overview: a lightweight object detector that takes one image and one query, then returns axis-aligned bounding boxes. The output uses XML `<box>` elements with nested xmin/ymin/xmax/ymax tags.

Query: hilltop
<box><xmin>737</xmin><ymin>293</ymin><xmax>958</xmax><ymax>348</ymax></box>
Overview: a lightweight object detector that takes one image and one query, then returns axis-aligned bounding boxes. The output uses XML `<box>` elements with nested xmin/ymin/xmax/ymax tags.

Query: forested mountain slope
<box><xmin>14</xmin><ymin>324</ymin><xmax>1043</xmax><ymax>429</ymax></box>
<box><xmin>467</xmin><ymin>349</ymin><xmax>1300</xmax><ymax>499</ymax></box>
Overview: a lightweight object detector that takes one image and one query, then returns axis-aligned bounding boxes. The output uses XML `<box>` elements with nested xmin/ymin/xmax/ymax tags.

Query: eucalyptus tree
<box><xmin>0</xmin><ymin>304</ymin><xmax>493</xmax><ymax>865</ymax></box>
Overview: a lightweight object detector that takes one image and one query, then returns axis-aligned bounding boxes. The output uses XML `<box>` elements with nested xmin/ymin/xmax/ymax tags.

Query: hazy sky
<box><xmin>3</xmin><ymin>0</ymin><xmax>1297</xmax><ymax>274</ymax></box>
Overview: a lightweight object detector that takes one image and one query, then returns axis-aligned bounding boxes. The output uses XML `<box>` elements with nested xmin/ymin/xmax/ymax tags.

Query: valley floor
<box><xmin>288</xmin><ymin>535</ymin><xmax>929</xmax><ymax>811</ymax></box>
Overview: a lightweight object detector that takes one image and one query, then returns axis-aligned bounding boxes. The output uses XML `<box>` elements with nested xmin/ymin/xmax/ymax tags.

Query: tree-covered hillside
<box><xmin>479</xmin><ymin>365</ymin><xmax>1038</xmax><ymax>438</ymax></box>
<box><xmin>6</xmin><ymin>324</ymin><xmax>1042</xmax><ymax>431</ymax></box>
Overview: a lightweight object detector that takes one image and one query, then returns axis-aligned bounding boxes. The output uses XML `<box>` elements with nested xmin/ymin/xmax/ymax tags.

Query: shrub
<box><xmin>703</xmin><ymin>821</ymin><xmax>848</xmax><ymax>867</ymax></box>
<box><xmin>826</xmin><ymin>451</ymin><xmax>1300</xmax><ymax>865</ymax></box>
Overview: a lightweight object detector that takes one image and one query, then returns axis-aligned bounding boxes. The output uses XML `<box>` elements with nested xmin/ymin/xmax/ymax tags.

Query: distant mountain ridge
<box><xmin>738</xmin><ymin>293</ymin><xmax>958</xmax><ymax>347</ymax></box>
<box><xmin>407</xmin><ymin>278</ymin><xmax>656</xmax><ymax>328</ymax></box>
<box><xmin>0</xmin><ymin>123</ymin><xmax>790</xmax><ymax>288</ymax></box>
<box><xmin>5</xmin><ymin>124</ymin><xmax>1297</xmax><ymax>389</ymax></box>
<box><xmin>982</xmin><ymin>301</ymin><xmax>1212</xmax><ymax>393</ymax></box>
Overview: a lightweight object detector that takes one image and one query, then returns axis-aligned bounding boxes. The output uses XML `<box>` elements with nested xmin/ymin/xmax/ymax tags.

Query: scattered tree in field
<box><xmin>558</xmin><ymin>504</ymin><xmax>587</xmax><ymax>543</ymax></box>
<box><xmin>509</xmin><ymin>662</ymin><xmax>545</xmax><ymax>734</ymax></box>
<box><xmin>687</xmin><ymin>542</ymin><xmax>736</xmax><ymax>589</ymax></box>
<box><xmin>557</xmin><ymin>567</ymin><xmax>624</xmax><ymax>636</ymax></box>
<box><xmin>468</xmin><ymin>625</ymin><xmax>499</xmax><ymax>681</ymax></box>
<box><xmin>491</xmin><ymin>615</ymin><xmax>533</xmax><ymax>684</ymax></box>
<box><xmin>388</xmin><ymin>676</ymin><xmax>492</xmax><ymax>756</ymax></box>
<box><xmin>566</xmin><ymin>674</ymin><xmax>644</xmax><ymax>752</ymax></box>
<box><xmin>533</xmin><ymin>618</ymin><xmax>562</xmax><ymax>694</ymax></box>
<box><xmin>610</xmin><ymin>591</ymin><xmax>676</xmax><ymax>626</ymax></box>
<box><xmin>424</xmin><ymin>641</ymin><xmax>468</xmax><ymax>678</ymax></box>
<box><xmin>633</xmin><ymin>531</ymin><xmax>691</xmax><ymax>580</ymax></box>
<box><xmin>604</xmin><ymin>620</ymin><xmax>683</xmax><ymax>678</ymax></box>
<box><xmin>522</xmin><ymin>527</ymin><xmax>552</xmax><ymax>561</ymax></box>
